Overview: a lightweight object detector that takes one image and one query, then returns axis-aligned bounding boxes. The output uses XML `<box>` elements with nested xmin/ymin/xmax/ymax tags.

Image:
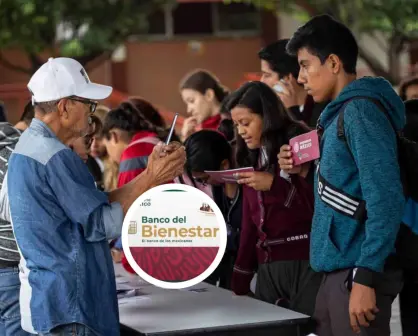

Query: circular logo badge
<box><xmin>121</xmin><ymin>184</ymin><xmax>227</xmax><ymax>289</ymax></box>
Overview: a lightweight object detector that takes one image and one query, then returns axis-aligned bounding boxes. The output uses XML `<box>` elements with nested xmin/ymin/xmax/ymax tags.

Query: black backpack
<box><xmin>337</xmin><ymin>96</ymin><xmax>418</xmax><ymax>270</ymax></box>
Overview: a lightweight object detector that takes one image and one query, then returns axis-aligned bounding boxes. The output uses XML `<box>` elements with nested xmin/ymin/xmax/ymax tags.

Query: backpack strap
<box><xmin>317</xmin><ymin>97</ymin><xmax>395</xmax><ymax>223</ymax></box>
<box><xmin>337</xmin><ymin>96</ymin><xmax>399</xmax><ymax>143</ymax></box>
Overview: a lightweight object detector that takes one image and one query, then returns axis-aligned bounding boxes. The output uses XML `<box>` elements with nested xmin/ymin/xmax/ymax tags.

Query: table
<box><xmin>115</xmin><ymin>264</ymin><xmax>310</xmax><ymax>336</ymax></box>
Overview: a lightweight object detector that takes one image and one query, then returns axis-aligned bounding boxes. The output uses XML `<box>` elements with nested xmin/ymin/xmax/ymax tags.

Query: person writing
<box><xmin>7</xmin><ymin>57</ymin><xmax>186</xmax><ymax>336</ymax></box>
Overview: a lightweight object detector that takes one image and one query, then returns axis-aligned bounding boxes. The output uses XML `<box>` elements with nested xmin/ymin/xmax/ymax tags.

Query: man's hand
<box><xmin>146</xmin><ymin>142</ymin><xmax>186</xmax><ymax>185</ymax></box>
<box><xmin>236</xmin><ymin>171</ymin><xmax>274</xmax><ymax>191</ymax></box>
<box><xmin>159</xmin><ymin>141</ymin><xmax>182</xmax><ymax>158</ymax></box>
<box><xmin>278</xmin><ymin>145</ymin><xmax>302</xmax><ymax>175</ymax></box>
<box><xmin>276</xmin><ymin>75</ymin><xmax>300</xmax><ymax>108</ymax></box>
<box><xmin>349</xmin><ymin>283</ymin><xmax>379</xmax><ymax>334</ymax></box>
<box><xmin>108</xmin><ymin>142</ymin><xmax>186</xmax><ymax>216</ymax></box>
<box><xmin>181</xmin><ymin>117</ymin><xmax>198</xmax><ymax>140</ymax></box>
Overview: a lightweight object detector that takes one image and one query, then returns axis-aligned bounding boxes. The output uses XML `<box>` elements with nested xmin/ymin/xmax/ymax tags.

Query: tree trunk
<box><xmin>357</xmin><ymin>47</ymin><xmax>395</xmax><ymax>83</ymax></box>
<box><xmin>291</xmin><ymin>1</ymin><xmax>402</xmax><ymax>85</ymax></box>
<box><xmin>388</xmin><ymin>34</ymin><xmax>406</xmax><ymax>85</ymax></box>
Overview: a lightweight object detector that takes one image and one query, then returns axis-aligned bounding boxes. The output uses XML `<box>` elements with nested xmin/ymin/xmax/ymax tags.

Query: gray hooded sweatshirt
<box><xmin>0</xmin><ymin>122</ymin><xmax>23</xmax><ymax>267</ymax></box>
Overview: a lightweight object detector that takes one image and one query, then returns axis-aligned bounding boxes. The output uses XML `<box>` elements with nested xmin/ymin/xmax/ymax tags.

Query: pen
<box><xmin>165</xmin><ymin>113</ymin><xmax>179</xmax><ymax>145</ymax></box>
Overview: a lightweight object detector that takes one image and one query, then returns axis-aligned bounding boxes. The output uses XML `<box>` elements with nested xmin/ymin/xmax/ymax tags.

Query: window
<box><xmin>173</xmin><ymin>3</ymin><xmax>213</xmax><ymax>35</ymax></box>
<box><xmin>216</xmin><ymin>2</ymin><xmax>260</xmax><ymax>33</ymax></box>
<box><xmin>146</xmin><ymin>8</ymin><xmax>166</xmax><ymax>35</ymax></box>
<box><xmin>131</xmin><ymin>1</ymin><xmax>261</xmax><ymax>40</ymax></box>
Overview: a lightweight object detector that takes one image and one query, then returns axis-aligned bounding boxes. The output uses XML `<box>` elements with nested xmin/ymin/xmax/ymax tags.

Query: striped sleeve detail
<box><xmin>118</xmin><ymin>156</ymin><xmax>148</xmax><ymax>173</ymax></box>
<box><xmin>117</xmin><ymin>141</ymin><xmax>155</xmax><ymax>187</ymax></box>
<box><xmin>0</xmin><ymin>140</ymin><xmax>20</xmax><ymax>266</ymax></box>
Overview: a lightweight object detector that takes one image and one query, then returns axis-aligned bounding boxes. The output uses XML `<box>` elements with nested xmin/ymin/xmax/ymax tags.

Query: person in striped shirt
<box><xmin>0</xmin><ymin>104</ymin><xmax>34</xmax><ymax>335</ymax></box>
<box><xmin>102</xmin><ymin>99</ymin><xmax>174</xmax><ymax>186</ymax></box>
<box><xmin>102</xmin><ymin>99</ymin><xmax>176</xmax><ymax>273</ymax></box>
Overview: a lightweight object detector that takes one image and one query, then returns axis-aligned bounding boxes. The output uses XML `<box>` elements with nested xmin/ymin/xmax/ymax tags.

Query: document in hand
<box><xmin>204</xmin><ymin>167</ymin><xmax>254</xmax><ymax>184</ymax></box>
<box><xmin>289</xmin><ymin>130</ymin><xmax>320</xmax><ymax>166</ymax></box>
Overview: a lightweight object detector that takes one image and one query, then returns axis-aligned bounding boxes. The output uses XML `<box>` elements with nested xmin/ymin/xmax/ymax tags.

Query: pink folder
<box><xmin>289</xmin><ymin>130</ymin><xmax>320</xmax><ymax>166</ymax></box>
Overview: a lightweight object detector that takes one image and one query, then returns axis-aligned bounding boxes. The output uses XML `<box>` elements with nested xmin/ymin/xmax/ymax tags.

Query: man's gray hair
<box><xmin>34</xmin><ymin>100</ymin><xmax>59</xmax><ymax>114</ymax></box>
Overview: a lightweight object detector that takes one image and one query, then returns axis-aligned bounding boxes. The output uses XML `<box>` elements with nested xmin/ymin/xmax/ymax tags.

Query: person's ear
<box><xmin>220</xmin><ymin>159</ymin><xmax>230</xmax><ymax>170</ymax></box>
<box><xmin>328</xmin><ymin>54</ymin><xmax>341</xmax><ymax>74</ymax></box>
<box><xmin>57</xmin><ymin>99</ymin><xmax>69</xmax><ymax>120</ymax></box>
<box><xmin>204</xmin><ymin>89</ymin><xmax>215</xmax><ymax>102</ymax></box>
<box><xmin>109</xmin><ymin>131</ymin><xmax>119</xmax><ymax>144</ymax></box>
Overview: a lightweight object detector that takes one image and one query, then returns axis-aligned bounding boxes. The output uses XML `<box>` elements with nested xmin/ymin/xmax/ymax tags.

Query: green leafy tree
<box><xmin>226</xmin><ymin>0</ymin><xmax>418</xmax><ymax>84</ymax></box>
<box><xmin>0</xmin><ymin>0</ymin><xmax>173</xmax><ymax>74</ymax></box>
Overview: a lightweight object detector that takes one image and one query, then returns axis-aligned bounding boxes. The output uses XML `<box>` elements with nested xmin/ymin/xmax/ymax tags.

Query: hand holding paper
<box><xmin>288</xmin><ymin>130</ymin><xmax>320</xmax><ymax>166</ymax></box>
<box><xmin>237</xmin><ymin>171</ymin><xmax>274</xmax><ymax>191</ymax></box>
<box><xmin>204</xmin><ymin>167</ymin><xmax>254</xmax><ymax>184</ymax></box>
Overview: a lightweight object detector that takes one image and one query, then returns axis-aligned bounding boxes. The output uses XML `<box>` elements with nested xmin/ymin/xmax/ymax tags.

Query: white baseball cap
<box><xmin>28</xmin><ymin>57</ymin><xmax>113</xmax><ymax>104</ymax></box>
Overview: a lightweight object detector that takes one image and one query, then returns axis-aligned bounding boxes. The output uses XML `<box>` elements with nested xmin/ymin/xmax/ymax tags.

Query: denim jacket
<box><xmin>7</xmin><ymin>119</ymin><xmax>123</xmax><ymax>335</ymax></box>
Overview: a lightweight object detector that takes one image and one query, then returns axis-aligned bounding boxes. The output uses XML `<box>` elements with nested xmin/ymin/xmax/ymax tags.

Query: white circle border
<box><xmin>121</xmin><ymin>183</ymin><xmax>227</xmax><ymax>289</ymax></box>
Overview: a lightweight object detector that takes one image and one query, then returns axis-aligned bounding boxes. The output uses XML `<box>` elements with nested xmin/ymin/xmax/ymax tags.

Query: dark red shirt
<box><xmin>231</xmin><ymin>168</ymin><xmax>314</xmax><ymax>295</ymax></box>
<box><xmin>197</xmin><ymin>114</ymin><xmax>222</xmax><ymax>131</ymax></box>
<box><xmin>117</xmin><ymin>131</ymin><xmax>159</xmax><ymax>188</ymax></box>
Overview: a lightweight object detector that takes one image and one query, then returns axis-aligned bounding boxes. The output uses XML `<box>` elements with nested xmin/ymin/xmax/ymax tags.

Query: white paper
<box><xmin>118</xmin><ymin>295</ymin><xmax>151</xmax><ymax>305</ymax></box>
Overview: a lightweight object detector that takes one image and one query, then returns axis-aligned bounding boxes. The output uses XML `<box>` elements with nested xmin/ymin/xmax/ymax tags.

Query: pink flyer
<box><xmin>289</xmin><ymin>130</ymin><xmax>320</xmax><ymax>166</ymax></box>
<box><xmin>204</xmin><ymin>167</ymin><xmax>254</xmax><ymax>184</ymax></box>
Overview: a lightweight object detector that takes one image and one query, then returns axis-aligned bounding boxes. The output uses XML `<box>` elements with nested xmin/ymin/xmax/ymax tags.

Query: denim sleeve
<box><xmin>86</xmin><ymin>202</ymin><xmax>123</xmax><ymax>241</ymax></box>
<box><xmin>344</xmin><ymin>100</ymin><xmax>405</xmax><ymax>273</ymax></box>
<box><xmin>46</xmin><ymin>149</ymin><xmax>123</xmax><ymax>242</ymax></box>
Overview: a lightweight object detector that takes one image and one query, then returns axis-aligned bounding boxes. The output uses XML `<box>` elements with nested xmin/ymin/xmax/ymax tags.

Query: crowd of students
<box><xmin>0</xmin><ymin>13</ymin><xmax>417</xmax><ymax>336</ymax></box>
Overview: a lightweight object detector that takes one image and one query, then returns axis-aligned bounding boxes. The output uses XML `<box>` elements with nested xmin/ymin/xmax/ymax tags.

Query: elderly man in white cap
<box><xmin>6</xmin><ymin>57</ymin><xmax>185</xmax><ymax>336</ymax></box>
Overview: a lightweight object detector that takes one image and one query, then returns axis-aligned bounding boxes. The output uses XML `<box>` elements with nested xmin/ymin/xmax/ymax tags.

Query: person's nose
<box><xmin>187</xmin><ymin>105</ymin><xmax>193</xmax><ymax>115</ymax></box>
<box><xmin>297</xmin><ymin>70</ymin><xmax>306</xmax><ymax>84</ymax></box>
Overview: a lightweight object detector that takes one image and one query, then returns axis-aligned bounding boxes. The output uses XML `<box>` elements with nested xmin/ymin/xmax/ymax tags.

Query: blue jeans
<box><xmin>0</xmin><ymin>266</ymin><xmax>31</xmax><ymax>335</ymax></box>
<box><xmin>39</xmin><ymin>324</ymin><xmax>96</xmax><ymax>336</ymax></box>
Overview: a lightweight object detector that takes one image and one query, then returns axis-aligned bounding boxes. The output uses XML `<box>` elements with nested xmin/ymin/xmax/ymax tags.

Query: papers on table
<box><xmin>116</xmin><ymin>276</ymin><xmax>149</xmax><ymax>287</ymax></box>
<box><xmin>119</xmin><ymin>295</ymin><xmax>152</xmax><ymax>306</ymax></box>
<box><xmin>178</xmin><ymin>287</ymin><xmax>209</xmax><ymax>293</ymax></box>
<box><xmin>117</xmin><ymin>288</ymin><xmax>148</xmax><ymax>301</ymax></box>
<box><xmin>116</xmin><ymin>276</ymin><xmax>150</xmax><ymax>303</ymax></box>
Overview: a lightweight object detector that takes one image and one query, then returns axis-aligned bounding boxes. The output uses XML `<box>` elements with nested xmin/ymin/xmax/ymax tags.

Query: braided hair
<box><xmin>102</xmin><ymin>99</ymin><xmax>170</xmax><ymax>142</ymax></box>
<box><xmin>222</xmin><ymin>81</ymin><xmax>309</xmax><ymax>170</ymax></box>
